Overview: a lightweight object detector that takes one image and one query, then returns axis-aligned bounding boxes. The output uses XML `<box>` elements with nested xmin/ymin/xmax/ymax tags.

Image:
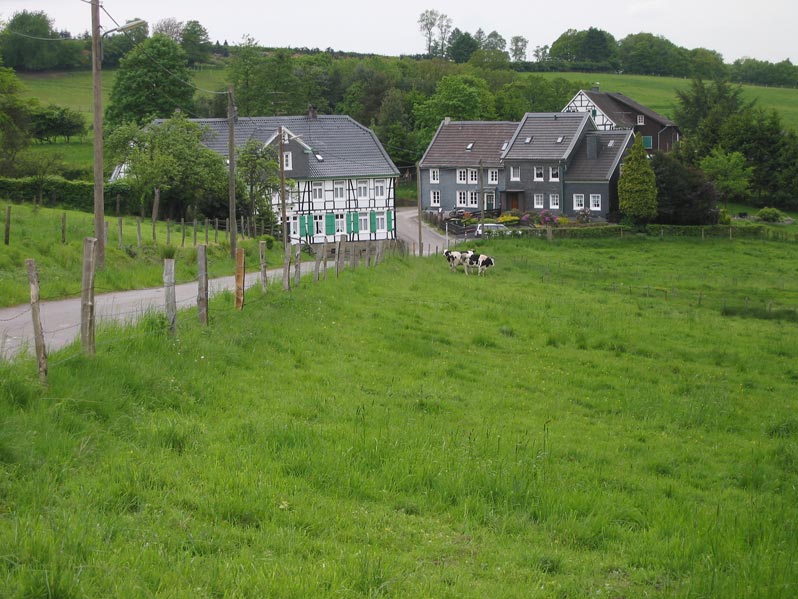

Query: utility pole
<box><xmin>279</xmin><ymin>125</ymin><xmax>290</xmax><ymax>291</ymax></box>
<box><xmin>227</xmin><ymin>86</ymin><xmax>237</xmax><ymax>259</ymax></box>
<box><xmin>478</xmin><ymin>159</ymin><xmax>485</xmax><ymax>233</ymax></box>
<box><xmin>91</xmin><ymin>0</ymin><xmax>105</xmax><ymax>268</ymax></box>
<box><xmin>416</xmin><ymin>162</ymin><xmax>422</xmax><ymax>255</ymax></box>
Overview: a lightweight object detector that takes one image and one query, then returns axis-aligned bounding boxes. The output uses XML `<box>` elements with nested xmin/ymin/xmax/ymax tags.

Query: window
<box><xmin>549</xmin><ymin>194</ymin><xmax>560</xmax><ymax>210</ymax></box>
<box><xmin>357</xmin><ymin>180</ymin><xmax>369</xmax><ymax>199</ymax></box>
<box><xmin>466</xmin><ymin>142</ymin><xmax>474</xmax><ymax>151</ymax></box>
<box><xmin>283</xmin><ymin>152</ymin><xmax>293</xmax><ymax>171</ymax></box>
<box><xmin>484</xmin><ymin>192</ymin><xmax>495</xmax><ymax>209</ymax></box>
<box><xmin>488</xmin><ymin>169</ymin><xmax>499</xmax><ymax>184</ymax></box>
<box><xmin>637</xmin><ymin>114</ymin><xmax>645</xmax><ymax>126</ymax></box>
<box><xmin>374</xmin><ymin>179</ymin><xmax>386</xmax><ymax>199</ymax></box>
<box><xmin>312</xmin><ymin>181</ymin><xmax>324</xmax><ymax>200</ymax></box>
<box><xmin>334</xmin><ymin>180</ymin><xmax>345</xmax><ymax>200</ymax></box>
<box><xmin>430</xmin><ymin>190</ymin><xmax>440</xmax><ymax>206</ymax></box>
<box><xmin>534</xmin><ymin>194</ymin><xmax>544</xmax><ymax>209</ymax></box>
<box><xmin>468</xmin><ymin>191</ymin><xmax>479</xmax><ymax>207</ymax></box>
<box><xmin>642</xmin><ymin>136</ymin><xmax>653</xmax><ymax>149</ymax></box>
<box><xmin>534</xmin><ymin>166</ymin><xmax>544</xmax><ymax>181</ymax></box>
<box><xmin>430</xmin><ymin>168</ymin><xmax>440</xmax><ymax>184</ymax></box>
<box><xmin>573</xmin><ymin>194</ymin><xmax>585</xmax><ymax>210</ymax></box>
<box><xmin>313</xmin><ymin>214</ymin><xmax>324</xmax><ymax>234</ymax></box>
<box><xmin>550</xmin><ymin>166</ymin><xmax>559</xmax><ymax>181</ymax></box>
<box><xmin>335</xmin><ymin>213</ymin><xmax>345</xmax><ymax>233</ymax></box>
<box><xmin>590</xmin><ymin>194</ymin><xmax>601</xmax><ymax>211</ymax></box>
<box><xmin>456</xmin><ymin>190</ymin><xmax>468</xmax><ymax>207</ymax></box>
<box><xmin>290</xmin><ymin>215</ymin><xmax>299</xmax><ymax>237</ymax></box>
<box><xmin>468</xmin><ymin>169</ymin><xmax>478</xmax><ymax>184</ymax></box>
<box><xmin>376</xmin><ymin>211</ymin><xmax>386</xmax><ymax>231</ymax></box>
<box><xmin>359</xmin><ymin>212</ymin><xmax>369</xmax><ymax>232</ymax></box>
<box><xmin>457</xmin><ymin>169</ymin><xmax>467</xmax><ymax>184</ymax></box>
<box><xmin>510</xmin><ymin>166</ymin><xmax>520</xmax><ymax>181</ymax></box>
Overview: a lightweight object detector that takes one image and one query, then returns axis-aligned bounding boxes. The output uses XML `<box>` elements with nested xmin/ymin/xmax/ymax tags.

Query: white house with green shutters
<box><xmin>193</xmin><ymin>112</ymin><xmax>399</xmax><ymax>243</ymax></box>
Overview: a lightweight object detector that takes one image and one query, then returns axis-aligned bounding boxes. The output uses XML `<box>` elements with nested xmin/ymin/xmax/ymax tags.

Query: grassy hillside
<box><xmin>1</xmin><ymin>235</ymin><xmax>797</xmax><ymax>597</ymax></box>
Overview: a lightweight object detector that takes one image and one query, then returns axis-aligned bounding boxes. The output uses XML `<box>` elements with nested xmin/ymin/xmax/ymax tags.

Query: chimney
<box><xmin>587</xmin><ymin>135</ymin><xmax>599</xmax><ymax>160</ymax></box>
<box><xmin>308</xmin><ymin>104</ymin><xmax>317</xmax><ymax>119</ymax></box>
<box><xmin>592</xmin><ymin>82</ymin><xmax>600</xmax><ymax>93</ymax></box>
<box><xmin>444</xmin><ymin>116</ymin><xmax>451</xmax><ymax>125</ymax></box>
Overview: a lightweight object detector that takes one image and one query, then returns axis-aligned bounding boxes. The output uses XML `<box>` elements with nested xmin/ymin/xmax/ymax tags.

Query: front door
<box><xmin>507</xmin><ymin>192</ymin><xmax>521</xmax><ymax>211</ymax></box>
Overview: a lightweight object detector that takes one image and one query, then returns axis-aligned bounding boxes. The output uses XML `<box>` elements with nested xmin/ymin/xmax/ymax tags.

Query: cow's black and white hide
<box><xmin>444</xmin><ymin>249</ymin><xmax>474</xmax><ymax>273</ymax></box>
<box><xmin>465</xmin><ymin>253</ymin><xmax>495</xmax><ymax>276</ymax></box>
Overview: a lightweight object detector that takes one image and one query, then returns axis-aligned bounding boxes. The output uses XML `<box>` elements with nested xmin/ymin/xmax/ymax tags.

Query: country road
<box><xmin>0</xmin><ymin>207</ymin><xmax>454</xmax><ymax>360</ymax></box>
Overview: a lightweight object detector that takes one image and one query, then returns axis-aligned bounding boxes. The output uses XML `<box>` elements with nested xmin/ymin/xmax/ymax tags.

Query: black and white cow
<box><xmin>465</xmin><ymin>253</ymin><xmax>495</xmax><ymax>276</ymax></box>
<box><xmin>444</xmin><ymin>249</ymin><xmax>474</xmax><ymax>273</ymax></box>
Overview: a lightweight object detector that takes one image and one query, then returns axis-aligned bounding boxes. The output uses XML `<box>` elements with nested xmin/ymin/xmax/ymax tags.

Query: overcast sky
<box><xmin>2</xmin><ymin>0</ymin><xmax>796</xmax><ymax>64</ymax></box>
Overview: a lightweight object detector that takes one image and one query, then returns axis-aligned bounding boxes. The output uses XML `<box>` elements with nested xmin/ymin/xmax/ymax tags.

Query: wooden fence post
<box><xmin>322</xmin><ymin>240</ymin><xmax>329</xmax><ymax>280</ymax></box>
<box><xmin>214</xmin><ymin>218</ymin><xmax>219</xmax><ymax>243</ymax></box>
<box><xmin>136</xmin><ymin>217</ymin><xmax>142</xmax><ymax>248</ymax></box>
<box><xmin>80</xmin><ymin>237</ymin><xmax>97</xmax><ymax>355</ymax></box>
<box><xmin>117</xmin><ymin>217</ymin><xmax>123</xmax><ymax>248</ymax></box>
<box><xmin>163</xmin><ymin>258</ymin><xmax>177</xmax><ymax>335</ymax></box>
<box><xmin>259</xmin><ymin>240</ymin><xmax>268</xmax><ymax>293</ymax></box>
<box><xmin>197</xmin><ymin>244</ymin><xmax>208</xmax><ymax>325</ymax></box>
<box><xmin>205</xmin><ymin>219</ymin><xmax>209</xmax><ymax>245</ymax></box>
<box><xmin>314</xmin><ymin>245</ymin><xmax>322</xmax><ymax>282</ymax></box>
<box><xmin>294</xmin><ymin>243</ymin><xmax>301</xmax><ymax>287</ymax></box>
<box><xmin>193</xmin><ymin>219</ymin><xmax>198</xmax><ymax>247</ymax></box>
<box><xmin>4</xmin><ymin>205</ymin><xmax>11</xmax><ymax>245</ymax></box>
<box><xmin>365</xmin><ymin>241</ymin><xmax>372</xmax><ymax>268</ymax></box>
<box><xmin>181</xmin><ymin>218</ymin><xmax>186</xmax><ymax>247</ymax></box>
<box><xmin>335</xmin><ymin>237</ymin><xmax>343</xmax><ymax>277</ymax></box>
<box><xmin>235</xmin><ymin>247</ymin><xmax>245</xmax><ymax>310</ymax></box>
<box><xmin>61</xmin><ymin>212</ymin><xmax>67</xmax><ymax>244</ymax></box>
<box><xmin>26</xmin><ymin>259</ymin><xmax>47</xmax><ymax>384</ymax></box>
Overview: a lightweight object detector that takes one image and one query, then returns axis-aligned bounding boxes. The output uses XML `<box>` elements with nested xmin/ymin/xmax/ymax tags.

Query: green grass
<box><xmin>1</xmin><ymin>235</ymin><xmax>797</xmax><ymax>597</ymax></box>
<box><xmin>0</xmin><ymin>202</ymin><xmax>282</xmax><ymax>307</ymax></box>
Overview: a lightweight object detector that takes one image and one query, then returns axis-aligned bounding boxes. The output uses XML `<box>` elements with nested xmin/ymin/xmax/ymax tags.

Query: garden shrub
<box><xmin>756</xmin><ymin>207</ymin><xmax>785</xmax><ymax>222</ymax></box>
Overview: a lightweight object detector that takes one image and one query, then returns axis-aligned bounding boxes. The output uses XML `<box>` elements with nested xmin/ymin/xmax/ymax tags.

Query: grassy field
<box><xmin>1</xmin><ymin>234</ymin><xmax>797</xmax><ymax>597</ymax></box>
<box><xmin>0</xmin><ymin>202</ymin><xmax>282</xmax><ymax>308</ymax></box>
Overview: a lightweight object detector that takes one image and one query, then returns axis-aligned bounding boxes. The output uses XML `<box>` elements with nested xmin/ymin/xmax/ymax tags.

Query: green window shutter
<box><xmin>370</xmin><ymin>211</ymin><xmax>377</xmax><ymax>231</ymax></box>
<box><xmin>353</xmin><ymin>212</ymin><xmax>359</xmax><ymax>233</ymax></box>
<box><xmin>325</xmin><ymin>213</ymin><xmax>335</xmax><ymax>235</ymax></box>
<box><xmin>386</xmin><ymin>210</ymin><xmax>393</xmax><ymax>231</ymax></box>
<box><xmin>300</xmin><ymin>215</ymin><xmax>311</xmax><ymax>237</ymax></box>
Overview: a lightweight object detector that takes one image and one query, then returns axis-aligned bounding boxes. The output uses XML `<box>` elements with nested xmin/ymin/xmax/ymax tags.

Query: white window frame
<box><xmin>468</xmin><ymin>169</ymin><xmax>479</xmax><ymax>184</ymax></box>
<box><xmin>573</xmin><ymin>194</ymin><xmax>585</xmax><ymax>210</ymax></box>
<box><xmin>510</xmin><ymin>166</ymin><xmax>520</xmax><ymax>181</ymax></box>
<box><xmin>456</xmin><ymin>190</ymin><xmax>468</xmax><ymax>207</ymax></box>
<box><xmin>484</xmin><ymin>191</ymin><xmax>495</xmax><ymax>209</ymax></box>
<box><xmin>376</xmin><ymin>211</ymin><xmax>386</xmax><ymax>231</ymax></box>
<box><xmin>534</xmin><ymin>166</ymin><xmax>544</xmax><ymax>181</ymax></box>
<box><xmin>313</xmin><ymin>213</ymin><xmax>324</xmax><ymax>235</ymax></box>
<box><xmin>290</xmin><ymin>215</ymin><xmax>299</xmax><ymax>237</ymax></box>
<box><xmin>534</xmin><ymin>193</ymin><xmax>544</xmax><ymax>209</ymax></box>
<box><xmin>488</xmin><ymin>169</ymin><xmax>499</xmax><ymax>184</ymax></box>
<box><xmin>374</xmin><ymin>179</ymin><xmax>386</xmax><ymax>200</ymax></box>
<box><xmin>430</xmin><ymin>190</ymin><xmax>441</xmax><ymax>206</ymax></box>
<box><xmin>358</xmin><ymin>212</ymin><xmax>369</xmax><ymax>232</ymax></box>
<box><xmin>590</xmin><ymin>194</ymin><xmax>602</xmax><ymax>211</ymax></box>
<box><xmin>356</xmin><ymin>180</ymin><xmax>369</xmax><ymax>200</ymax></box>
<box><xmin>283</xmin><ymin>152</ymin><xmax>293</xmax><ymax>171</ymax></box>
<box><xmin>637</xmin><ymin>114</ymin><xmax>645</xmax><ymax>126</ymax></box>
<box><xmin>457</xmin><ymin>169</ymin><xmax>467</xmax><ymax>184</ymax></box>
<box><xmin>335</xmin><ymin>213</ymin><xmax>345</xmax><ymax>233</ymax></box>
<box><xmin>312</xmin><ymin>181</ymin><xmax>324</xmax><ymax>201</ymax></box>
<box><xmin>550</xmin><ymin>166</ymin><xmax>560</xmax><ymax>181</ymax></box>
<box><xmin>549</xmin><ymin>194</ymin><xmax>560</xmax><ymax>210</ymax></box>
<box><xmin>430</xmin><ymin>168</ymin><xmax>440</xmax><ymax>184</ymax></box>
<box><xmin>468</xmin><ymin>191</ymin><xmax>479</xmax><ymax>207</ymax></box>
<box><xmin>334</xmin><ymin>180</ymin><xmax>346</xmax><ymax>200</ymax></box>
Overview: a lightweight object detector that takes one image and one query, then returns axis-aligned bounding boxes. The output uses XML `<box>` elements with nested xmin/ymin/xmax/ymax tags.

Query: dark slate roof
<box><xmin>419</xmin><ymin>120</ymin><xmax>520</xmax><ymax>169</ymax></box>
<box><xmin>501</xmin><ymin>112</ymin><xmax>592</xmax><ymax>161</ymax></box>
<box><xmin>565</xmin><ymin>130</ymin><xmax>634</xmax><ymax>181</ymax></box>
<box><xmin>583</xmin><ymin>91</ymin><xmax>677</xmax><ymax>128</ymax></box>
<box><xmin>177</xmin><ymin>115</ymin><xmax>398</xmax><ymax>178</ymax></box>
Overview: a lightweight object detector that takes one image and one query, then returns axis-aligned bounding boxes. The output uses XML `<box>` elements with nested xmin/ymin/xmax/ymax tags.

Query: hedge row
<box><xmin>0</xmin><ymin>176</ymin><xmax>139</xmax><ymax>214</ymax></box>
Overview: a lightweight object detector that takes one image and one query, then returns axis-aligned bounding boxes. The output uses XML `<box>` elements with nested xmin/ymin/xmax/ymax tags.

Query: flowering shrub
<box><xmin>498</xmin><ymin>214</ymin><xmax>520</xmax><ymax>225</ymax></box>
<box><xmin>575</xmin><ymin>208</ymin><xmax>592</xmax><ymax>224</ymax></box>
<box><xmin>538</xmin><ymin>210</ymin><xmax>558</xmax><ymax>226</ymax></box>
<box><xmin>756</xmin><ymin>207</ymin><xmax>786</xmax><ymax>223</ymax></box>
<box><xmin>557</xmin><ymin>215</ymin><xmax>570</xmax><ymax>225</ymax></box>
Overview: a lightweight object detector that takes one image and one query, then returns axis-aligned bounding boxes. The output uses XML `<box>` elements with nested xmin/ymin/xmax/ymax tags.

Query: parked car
<box><xmin>474</xmin><ymin>223</ymin><xmax>511</xmax><ymax>237</ymax></box>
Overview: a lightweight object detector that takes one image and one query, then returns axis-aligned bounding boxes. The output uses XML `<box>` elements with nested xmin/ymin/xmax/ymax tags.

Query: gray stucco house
<box><xmin>178</xmin><ymin>113</ymin><xmax>399</xmax><ymax>243</ymax></box>
<box><xmin>418</xmin><ymin>112</ymin><xmax>633</xmax><ymax>220</ymax></box>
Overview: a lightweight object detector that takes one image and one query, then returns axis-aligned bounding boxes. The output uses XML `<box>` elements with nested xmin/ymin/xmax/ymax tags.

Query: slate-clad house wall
<box><xmin>178</xmin><ymin>114</ymin><xmax>399</xmax><ymax>243</ymax></box>
<box><xmin>418</xmin><ymin>119</ymin><xmax>519</xmax><ymax>213</ymax></box>
<box><xmin>419</xmin><ymin>112</ymin><xmax>633</xmax><ymax>220</ymax></box>
<box><xmin>562</xmin><ymin>87</ymin><xmax>680</xmax><ymax>153</ymax></box>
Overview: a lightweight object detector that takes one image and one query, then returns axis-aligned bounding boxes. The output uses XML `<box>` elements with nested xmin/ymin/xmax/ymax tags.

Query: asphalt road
<box><xmin>0</xmin><ymin>207</ymin><xmax>459</xmax><ymax>360</ymax></box>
